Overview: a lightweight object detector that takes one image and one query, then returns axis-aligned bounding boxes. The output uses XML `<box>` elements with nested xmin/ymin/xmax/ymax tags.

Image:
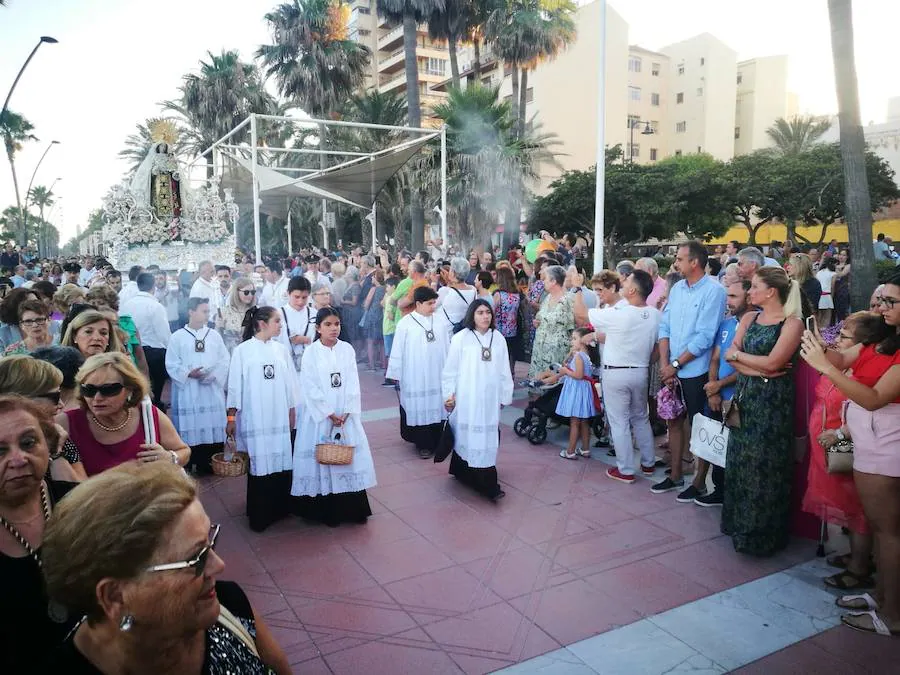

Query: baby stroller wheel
<box><xmin>528</xmin><ymin>425</ymin><xmax>548</xmax><ymax>445</ymax></box>
<box><xmin>513</xmin><ymin>417</ymin><xmax>530</xmax><ymax>437</ymax></box>
<box><xmin>591</xmin><ymin>418</ymin><xmax>605</xmax><ymax>440</ymax></box>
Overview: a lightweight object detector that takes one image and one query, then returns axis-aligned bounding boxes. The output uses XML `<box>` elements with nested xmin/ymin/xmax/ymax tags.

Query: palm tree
<box><xmin>765</xmin><ymin>115</ymin><xmax>831</xmax><ymax>156</ymax></box>
<box><xmin>27</xmin><ymin>186</ymin><xmax>54</xmax><ymax>256</ymax></box>
<box><xmin>462</xmin><ymin>0</ymin><xmax>494</xmax><ymax>79</ymax></box>
<box><xmin>163</xmin><ymin>50</ymin><xmax>276</xmax><ymax>176</ymax></box>
<box><xmin>118</xmin><ymin>117</ymin><xmax>190</xmax><ymax>177</ymax></box>
<box><xmin>0</xmin><ymin>110</ymin><xmax>38</xmax><ymax>244</ymax></box>
<box><xmin>377</xmin><ymin>0</ymin><xmax>445</xmax><ymax>250</ymax></box>
<box><xmin>428</xmin><ymin>0</ymin><xmax>464</xmax><ymax>87</ymax></box>
<box><xmin>828</xmin><ymin>0</ymin><xmax>876</xmax><ymax>311</ymax></box>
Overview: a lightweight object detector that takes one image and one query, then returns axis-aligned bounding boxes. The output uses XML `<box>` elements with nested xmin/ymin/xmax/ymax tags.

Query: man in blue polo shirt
<box><xmin>653</xmin><ymin>241</ymin><xmax>727</xmax><ymax>496</ymax></box>
<box><xmin>682</xmin><ymin>278</ymin><xmax>751</xmax><ymax>506</ymax></box>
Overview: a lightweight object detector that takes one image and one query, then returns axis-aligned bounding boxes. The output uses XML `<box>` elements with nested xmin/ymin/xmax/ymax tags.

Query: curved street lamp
<box><xmin>22</xmin><ymin>140</ymin><xmax>60</xmax><ymax>247</ymax></box>
<box><xmin>628</xmin><ymin>119</ymin><xmax>655</xmax><ymax>164</ymax></box>
<box><xmin>1</xmin><ymin>36</ymin><xmax>59</xmax><ymax>117</ymax></box>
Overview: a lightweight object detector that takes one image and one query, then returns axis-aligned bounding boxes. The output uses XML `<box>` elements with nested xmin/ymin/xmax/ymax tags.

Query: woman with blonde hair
<box><xmin>55</xmin><ymin>352</ymin><xmax>190</xmax><ymax>476</ymax></box>
<box><xmin>60</xmin><ymin>309</ymin><xmax>124</xmax><ymax>359</ymax></box>
<box><xmin>722</xmin><ymin>266</ymin><xmax>804</xmax><ymax>555</ymax></box>
<box><xmin>85</xmin><ymin>285</ymin><xmax>149</xmax><ymax>376</ymax></box>
<box><xmin>786</xmin><ymin>252</ymin><xmax>821</xmax><ymax>314</ymax></box>
<box><xmin>52</xmin><ymin>283</ymin><xmax>85</xmax><ymax>320</ymax></box>
<box><xmin>40</xmin><ymin>463</ymin><xmax>290</xmax><ymax>672</ymax></box>
<box><xmin>217</xmin><ymin>277</ymin><xmax>256</xmax><ymax>353</ymax></box>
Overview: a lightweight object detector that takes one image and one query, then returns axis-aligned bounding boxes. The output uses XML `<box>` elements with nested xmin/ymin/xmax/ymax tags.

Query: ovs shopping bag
<box><xmin>689</xmin><ymin>413</ymin><xmax>729</xmax><ymax>468</ymax></box>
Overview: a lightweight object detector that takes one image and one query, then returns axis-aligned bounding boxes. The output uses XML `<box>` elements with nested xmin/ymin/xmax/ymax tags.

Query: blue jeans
<box><xmin>383</xmin><ymin>332</ymin><xmax>394</xmax><ymax>358</ymax></box>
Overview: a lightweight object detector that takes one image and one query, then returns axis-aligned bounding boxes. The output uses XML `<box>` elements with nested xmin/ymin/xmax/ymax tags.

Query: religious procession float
<box><xmin>102</xmin><ymin>120</ymin><xmax>238</xmax><ymax>270</ymax></box>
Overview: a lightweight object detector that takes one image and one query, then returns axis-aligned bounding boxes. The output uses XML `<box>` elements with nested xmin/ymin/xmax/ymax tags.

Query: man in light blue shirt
<box><xmin>654</xmin><ymin>241</ymin><xmax>726</xmax><ymax>497</ymax></box>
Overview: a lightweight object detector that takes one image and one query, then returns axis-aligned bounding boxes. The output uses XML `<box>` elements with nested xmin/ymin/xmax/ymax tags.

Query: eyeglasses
<box><xmin>20</xmin><ymin>317</ymin><xmax>48</xmax><ymax>327</ymax></box>
<box><xmin>838</xmin><ymin>332</ymin><xmax>854</xmax><ymax>342</ymax></box>
<box><xmin>877</xmin><ymin>296</ymin><xmax>899</xmax><ymax>308</ymax></box>
<box><xmin>146</xmin><ymin>524</ymin><xmax>220</xmax><ymax>577</ymax></box>
<box><xmin>80</xmin><ymin>382</ymin><xmax>125</xmax><ymax>398</ymax></box>
<box><xmin>240</xmin><ymin>289</ymin><xmax>256</xmax><ymax>296</ymax></box>
<box><xmin>32</xmin><ymin>391</ymin><xmax>62</xmax><ymax>406</ymax></box>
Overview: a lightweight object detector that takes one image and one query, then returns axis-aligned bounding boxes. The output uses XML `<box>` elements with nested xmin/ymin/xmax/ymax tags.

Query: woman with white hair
<box><xmin>436</xmin><ymin>257</ymin><xmax>477</xmax><ymax>343</ymax></box>
<box><xmin>635</xmin><ymin>257</ymin><xmax>666</xmax><ymax>309</ymax></box>
<box><xmin>529</xmin><ymin>265</ymin><xmax>579</xmax><ymax>379</ymax></box>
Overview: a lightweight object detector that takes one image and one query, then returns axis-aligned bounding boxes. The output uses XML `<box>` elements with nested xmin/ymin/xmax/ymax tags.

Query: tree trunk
<box><xmin>518</xmin><ymin>68</ymin><xmax>528</xmax><ymax>140</ymax></box>
<box><xmin>6</xmin><ymin>152</ymin><xmax>25</xmax><ymax>246</ymax></box>
<box><xmin>829</xmin><ymin>0</ymin><xmax>876</xmax><ymax>312</ymax></box>
<box><xmin>472</xmin><ymin>39</ymin><xmax>482</xmax><ymax>84</ymax></box>
<box><xmin>508</xmin><ymin>63</ymin><xmax>519</xmax><ymax>131</ymax></box>
<box><xmin>401</xmin><ymin>13</ymin><xmax>425</xmax><ymax>250</ymax></box>
<box><xmin>448</xmin><ymin>33</ymin><xmax>460</xmax><ymax>88</ymax></box>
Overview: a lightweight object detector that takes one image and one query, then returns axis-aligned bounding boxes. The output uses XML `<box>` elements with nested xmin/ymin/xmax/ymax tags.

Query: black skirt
<box><xmin>188</xmin><ymin>442</ymin><xmax>222</xmax><ymax>476</ymax></box>
<box><xmin>399</xmin><ymin>405</ymin><xmax>444</xmax><ymax>451</ymax></box>
<box><xmin>449</xmin><ymin>451</ymin><xmax>502</xmax><ymax>499</ymax></box>
<box><xmin>246</xmin><ymin>471</ymin><xmax>293</xmax><ymax>533</ymax></box>
<box><xmin>292</xmin><ymin>490</ymin><xmax>372</xmax><ymax>527</ymax></box>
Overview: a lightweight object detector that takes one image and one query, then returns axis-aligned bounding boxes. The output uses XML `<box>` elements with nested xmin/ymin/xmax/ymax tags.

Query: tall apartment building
<box><xmin>347</xmin><ymin>0</ymin><xmax>450</xmax><ymax>118</ymax></box>
<box><xmin>734</xmin><ymin>55</ymin><xmax>797</xmax><ymax>155</ymax></box>
<box><xmin>625</xmin><ymin>46</ymin><xmax>670</xmax><ymax>163</ymax></box>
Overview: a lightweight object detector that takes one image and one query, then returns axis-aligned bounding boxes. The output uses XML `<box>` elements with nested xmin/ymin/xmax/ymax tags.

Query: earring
<box><xmin>119</xmin><ymin>614</ymin><xmax>135</xmax><ymax>632</ymax></box>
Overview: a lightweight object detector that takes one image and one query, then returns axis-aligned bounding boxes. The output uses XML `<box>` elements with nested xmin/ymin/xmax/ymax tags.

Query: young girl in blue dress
<box><xmin>556</xmin><ymin>327</ymin><xmax>601</xmax><ymax>459</ymax></box>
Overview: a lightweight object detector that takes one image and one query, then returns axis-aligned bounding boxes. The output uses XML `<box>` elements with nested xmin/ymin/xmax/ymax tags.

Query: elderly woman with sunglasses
<box><xmin>217</xmin><ymin>278</ymin><xmax>257</xmax><ymax>353</ymax></box>
<box><xmin>40</xmin><ymin>462</ymin><xmax>291</xmax><ymax>674</ymax></box>
<box><xmin>54</xmin><ymin>352</ymin><xmax>190</xmax><ymax>477</ymax></box>
<box><xmin>0</xmin><ymin>395</ymin><xmax>82</xmax><ymax>673</ymax></box>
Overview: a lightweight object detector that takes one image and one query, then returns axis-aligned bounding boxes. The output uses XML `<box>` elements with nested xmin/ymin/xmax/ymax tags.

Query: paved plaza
<box><xmin>197</xmin><ymin>367</ymin><xmax>898</xmax><ymax>674</ymax></box>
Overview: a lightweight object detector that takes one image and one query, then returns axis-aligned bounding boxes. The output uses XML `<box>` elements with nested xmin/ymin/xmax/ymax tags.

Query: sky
<box><xmin>0</xmin><ymin>0</ymin><xmax>897</xmax><ymax>245</ymax></box>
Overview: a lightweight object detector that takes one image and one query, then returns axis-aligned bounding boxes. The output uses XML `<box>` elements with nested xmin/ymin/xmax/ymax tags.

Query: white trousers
<box><xmin>601</xmin><ymin>367</ymin><xmax>656</xmax><ymax>476</ymax></box>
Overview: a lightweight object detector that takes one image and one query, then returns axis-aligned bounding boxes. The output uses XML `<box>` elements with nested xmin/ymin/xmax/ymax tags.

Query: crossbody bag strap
<box><xmin>217</xmin><ymin>604</ymin><xmax>260</xmax><ymax>659</ymax></box>
<box><xmin>281</xmin><ymin>307</ymin><xmax>291</xmax><ymax>338</ymax></box>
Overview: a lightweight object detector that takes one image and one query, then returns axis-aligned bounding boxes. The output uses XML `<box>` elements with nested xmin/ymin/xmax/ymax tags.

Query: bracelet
<box><xmin>227</xmin><ymin>415</ymin><xmax>236</xmax><ymax>422</ymax></box>
<box><xmin>169</xmin><ymin>451</ymin><xmax>179</xmax><ymax>465</ymax></box>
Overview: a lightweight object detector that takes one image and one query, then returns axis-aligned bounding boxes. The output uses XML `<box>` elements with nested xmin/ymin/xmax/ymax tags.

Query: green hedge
<box><xmin>876</xmin><ymin>260</ymin><xmax>899</xmax><ymax>283</ymax></box>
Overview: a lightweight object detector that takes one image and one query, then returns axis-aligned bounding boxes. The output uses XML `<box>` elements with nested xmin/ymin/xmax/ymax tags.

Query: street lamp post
<box><xmin>1</xmin><ymin>36</ymin><xmax>59</xmax><ymax>117</ymax></box>
<box><xmin>628</xmin><ymin>119</ymin><xmax>655</xmax><ymax>164</ymax></box>
<box><xmin>22</xmin><ymin>140</ymin><xmax>60</xmax><ymax>247</ymax></box>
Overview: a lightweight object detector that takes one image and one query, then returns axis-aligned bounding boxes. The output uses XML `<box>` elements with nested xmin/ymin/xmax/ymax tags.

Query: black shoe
<box><xmin>418</xmin><ymin>448</ymin><xmax>434</xmax><ymax>459</ymax></box>
<box><xmin>676</xmin><ymin>485</ymin><xmax>706</xmax><ymax>503</ymax></box>
<box><xmin>595</xmin><ymin>436</ymin><xmax>610</xmax><ymax>448</ymax></box>
<box><xmin>650</xmin><ymin>477</ymin><xmax>684</xmax><ymax>494</ymax></box>
<box><xmin>606</xmin><ymin>448</ymin><xmax>616</xmax><ymax>457</ymax></box>
<box><xmin>490</xmin><ymin>490</ymin><xmax>506</xmax><ymax>503</ymax></box>
<box><xmin>694</xmin><ymin>492</ymin><xmax>724</xmax><ymax>507</ymax></box>
<box><xmin>381</xmin><ymin>378</ymin><xmax>396</xmax><ymax>387</ymax></box>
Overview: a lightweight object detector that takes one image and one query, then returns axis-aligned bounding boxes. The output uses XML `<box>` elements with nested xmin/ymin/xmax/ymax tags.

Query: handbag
<box><xmin>433</xmin><ymin>418</ymin><xmax>455</xmax><ymax>463</ymax></box>
<box><xmin>824</xmin><ymin>399</ymin><xmax>854</xmax><ymax>474</ymax></box>
<box><xmin>315</xmin><ymin>427</ymin><xmax>355</xmax><ymax>465</ymax></box>
<box><xmin>217</xmin><ymin>604</ymin><xmax>260</xmax><ymax>659</ymax></box>
<box><xmin>689</xmin><ymin>412</ymin><xmax>729</xmax><ymax>468</ymax></box>
<box><xmin>656</xmin><ymin>379</ymin><xmax>686</xmax><ymax>420</ymax></box>
<box><xmin>722</xmin><ymin>382</ymin><xmax>743</xmax><ymax>429</ymax></box>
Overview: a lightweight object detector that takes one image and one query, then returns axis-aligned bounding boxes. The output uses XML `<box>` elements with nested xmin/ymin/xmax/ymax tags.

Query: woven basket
<box><xmin>212</xmin><ymin>452</ymin><xmax>248</xmax><ymax>477</ymax></box>
<box><xmin>315</xmin><ymin>440</ymin><xmax>354</xmax><ymax>465</ymax></box>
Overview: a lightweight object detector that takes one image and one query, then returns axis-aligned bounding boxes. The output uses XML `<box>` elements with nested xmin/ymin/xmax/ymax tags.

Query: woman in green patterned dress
<box><xmin>528</xmin><ymin>265</ymin><xmax>577</xmax><ymax>379</ymax></box>
<box><xmin>722</xmin><ymin>267</ymin><xmax>804</xmax><ymax>556</ymax></box>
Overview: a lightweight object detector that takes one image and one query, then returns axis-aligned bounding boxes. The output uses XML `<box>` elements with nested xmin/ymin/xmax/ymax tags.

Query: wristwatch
<box><xmin>169</xmin><ymin>451</ymin><xmax>179</xmax><ymax>465</ymax></box>
<box><xmin>836</xmin><ymin>429</ymin><xmax>846</xmax><ymax>442</ymax></box>
<box><xmin>671</xmin><ymin>359</ymin><xmax>681</xmax><ymax>370</ymax></box>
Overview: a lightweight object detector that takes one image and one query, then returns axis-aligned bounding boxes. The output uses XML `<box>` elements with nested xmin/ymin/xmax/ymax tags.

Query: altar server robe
<box><xmin>385</xmin><ymin>311</ymin><xmax>448</xmax><ymax>426</ymax></box>
<box><xmin>442</xmin><ymin>328</ymin><xmax>514</xmax><ymax>468</ymax></box>
<box><xmin>226</xmin><ymin>337</ymin><xmax>297</xmax><ymax>476</ymax></box>
<box><xmin>292</xmin><ymin>340</ymin><xmax>377</xmax><ymax>496</ymax></box>
<box><xmin>165</xmin><ymin>327</ymin><xmax>230</xmax><ymax>446</ymax></box>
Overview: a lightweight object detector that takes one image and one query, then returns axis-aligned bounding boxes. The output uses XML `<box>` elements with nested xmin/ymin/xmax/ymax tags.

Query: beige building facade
<box><xmin>734</xmin><ymin>55</ymin><xmax>797</xmax><ymax>156</ymax></box>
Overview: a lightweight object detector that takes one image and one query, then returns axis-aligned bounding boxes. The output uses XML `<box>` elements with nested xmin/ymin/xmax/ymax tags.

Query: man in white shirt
<box><xmin>118</xmin><ymin>265</ymin><xmax>143</xmax><ymax>306</ymax></box>
<box><xmin>587</xmin><ymin>270</ymin><xmax>661</xmax><ymax>483</ymax></box>
<box><xmin>189</xmin><ymin>261</ymin><xmax>220</xmax><ymax>319</ymax></box>
<box><xmin>121</xmin><ymin>272</ymin><xmax>172</xmax><ymax>406</ymax></box>
<box><xmin>259</xmin><ymin>260</ymin><xmax>289</xmax><ymax>308</ymax></box>
<box><xmin>214</xmin><ymin>265</ymin><xmax>232</xmax><ymax>310</ymax></box>
<box><xmin>79</xmin><ymin>257</ymin><xmax>96</xmax><ymax>287</ymax></box>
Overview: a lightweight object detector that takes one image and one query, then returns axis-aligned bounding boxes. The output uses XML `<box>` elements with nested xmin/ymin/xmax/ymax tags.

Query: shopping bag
<box><xmin>689</xmin><ymin>412</ymin><xmax>729</xmax><ymax>468</ymax></box>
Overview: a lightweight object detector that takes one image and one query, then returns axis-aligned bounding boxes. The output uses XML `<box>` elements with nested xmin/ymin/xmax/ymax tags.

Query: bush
<box><xmin>877</xmin><ymin>260</ymin><xmax>899</xmax><ymax>283</ymax></box>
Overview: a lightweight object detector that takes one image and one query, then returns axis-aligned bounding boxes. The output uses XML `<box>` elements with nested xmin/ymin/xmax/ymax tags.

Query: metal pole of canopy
<box><xmin>250</xmin><ymin>114</ymin><xmax>262</xmax><ymax>264</ymax></box>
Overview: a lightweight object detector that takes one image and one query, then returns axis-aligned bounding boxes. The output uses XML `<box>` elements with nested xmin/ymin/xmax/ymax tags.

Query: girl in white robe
<box><xmin>165</xmin><ymin>298</ymin><xmax>230</xmax><ymax>475</ymax></box>
<box><xmin>292</xmin><ymin>307</ymin><xmax>377</xmax><ymax>526</ymax></box>
<box><xmin>226</xmin><ymin>306</ymin><xmax>297</xmax><ymax>532</ymax></box>
<box><xmin>442</xmin><ymin>299</ymin><xmax>514</xmax><ymax>501</ymax></box>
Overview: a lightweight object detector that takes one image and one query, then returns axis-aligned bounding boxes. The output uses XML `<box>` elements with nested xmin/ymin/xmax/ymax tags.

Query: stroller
<box><xmin>513</xmin><ymin>379</ymin><xmax>605</xmax><ymax>445</ymax></box>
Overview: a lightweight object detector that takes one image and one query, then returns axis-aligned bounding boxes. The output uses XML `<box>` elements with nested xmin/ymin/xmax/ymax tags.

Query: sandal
<box><xmin>559</xmin><ymin>449</ymin><xmax>577</xmax><ymax>460</ymax></box>
<box><xmin>824</xmin><ymin>570</ymin><xmax>875</xmax><ymax>591</ymax></box>
<box><xmin>826</xmin><ymin>553</ymin><xmax>852</xmax><ymax>569</ymax></box>
<box><xmin>836</xmin><ymin>593</ymin><xmax>879</xmax><ymax>611</ymax></box>
<box><xmin>841</xmin><ymin>610</ymin><xmax>898</xmax><ymax>637</ymax></box>
<box><xmin>576</xmin><ymin>448</ymin><xmax>591</xmax><ymax>458</ymax></box>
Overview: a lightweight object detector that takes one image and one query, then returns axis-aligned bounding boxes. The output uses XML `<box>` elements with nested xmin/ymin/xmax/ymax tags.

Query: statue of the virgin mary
<box><xmin>130</xmin><ymin>120</ymin><xmax>184</xmax><ymax>228</ymax></box>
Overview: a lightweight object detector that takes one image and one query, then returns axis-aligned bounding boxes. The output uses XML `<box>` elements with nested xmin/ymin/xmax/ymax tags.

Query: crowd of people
<box><xmin>0</xmin><ymin>229</ymin><xmax>898</xmax><ymax>673</ymax></box>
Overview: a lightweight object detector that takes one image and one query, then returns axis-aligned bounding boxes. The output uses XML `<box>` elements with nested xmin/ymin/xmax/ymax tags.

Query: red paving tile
<box><xmin>733</xmin><ymin>635</ymin><xmax>862</xmax><ymax>674</ymax></box>
<box><xmin>199</xmin><ymin>370</ymin><xmax>852</xmax><ymax>673</ymax></box>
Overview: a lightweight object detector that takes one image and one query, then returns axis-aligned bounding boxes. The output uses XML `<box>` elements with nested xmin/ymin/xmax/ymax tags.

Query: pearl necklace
<box><xmin>90</xmin><ymin>408</ymin><xmax>133</xmax><ymax>432</ymax></box>
<box><xmin>0</xmin><ymin>481</ymin><xmax>50</xmax><ymax>567</ymax></box>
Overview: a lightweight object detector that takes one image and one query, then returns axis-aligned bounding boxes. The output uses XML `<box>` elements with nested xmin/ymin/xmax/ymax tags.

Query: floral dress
<box><xmin>528</xmin><ymin>294</ymin><xmax>575</xmax><ymax>378</ymax></box>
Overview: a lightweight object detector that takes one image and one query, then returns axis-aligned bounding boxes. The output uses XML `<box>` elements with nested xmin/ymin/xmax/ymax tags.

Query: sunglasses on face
<box><xmin>240</xmin><ymin>289</ymin><xmax>256</xmax><ymax>296</ymax></box>
<box><xmin>80</xmin><ymin>382</ymin><xmax>125</xmax><ymax>398</ymax></box>
<box><xmin>145</xmin><ymin>524</ymin><xmax>220</xmax><ymax>577</ymax></box>
<box><xmin>32</xmin><ymin>391</ymin><xmax>62</xmax><ymax>406</ymax></box>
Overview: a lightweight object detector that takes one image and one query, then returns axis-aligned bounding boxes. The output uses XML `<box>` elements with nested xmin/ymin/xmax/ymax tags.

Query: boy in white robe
<box><xmin>442</xmin><ymin>299</ymin><xmax>514</xmax><ymax>501</ymax></box>
<box><xmin>226</xmin><ymin>306</ymin><xmax>297</xmax><ymax>532</ymax></box>
<box><xmin>291</xmin><ymin>307</ymin><xmax>377</xmax><ymax>526</ymax></box>
<box><xmin>165</xmin><ymin>298</ymin><xmax>230</xmax><ymax>475</ymax></box>
<box><xmin>385</xmin><ymin>286</ymin><xmax>449</xmax><ymax>458</ymax></box>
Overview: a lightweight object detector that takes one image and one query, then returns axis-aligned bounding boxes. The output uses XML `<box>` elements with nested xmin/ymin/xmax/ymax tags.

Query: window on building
<box><xmin>627</xmin><ymin>114</ymin><xmax>640</xmax><ymax>129</ymax></box>
<box><xmin>700</xmin><ymin>57</ymin><xmax>705</xmax><ymax>66</ymax></box>
<box><xmin>675</xmin><ymin>150</ymin><xmax>682</xmax><ymax>157</ymax></box>
<box><xmin>628</xmin><ymin>143</ymin><xmax>640</xmax><ymax>159</ymax></box>
<box><xmin>650</xmin><ymin>148</ymin><xmax>658</xmax><ymax>161</ymax></box>
<box><xmin>677</xmin><ymin>63</ymin><xmax>684</xmax><ymax>75</ymax></box>
<box><xmin>650</xmin><ymin>92</ymin><xmax>660</xmax><ymax>106</ymax></box>
<box><xmin>734</xmin><ymin>127</ymin><xmax>741</xmax><ymax>139</ymax></box>
<box><xmin>358</xmin><ymin>5</ymin><xmax>370</xmax><ymax>14</ymax></box>
<box><xmin>629</xmin><ymin>86</ymin><xmax>641</xmax><ymax>101</ymax></box>
<box><xmin>676</xmin><ymin>92</ymin><xmax>684</xmax><ymax>104</ymax></box>
<box><xmin>629</xmin><ymin>56</ymin><xmax>642</xmax><ymax>73</ymax></box>
<box><xmin>676</xmin><ymin>121</ymin><xmax>686</xmax><ymax>133</ymax></box>
<box><xmin>697</xmin><ymin>146</ymin><xmax>702</xmax><ymax>153</ymax></box>
<box><xmin>525</xmin><ymin>87</ymin><xmax>534</xmax><ymax>103</ymax></box>
<box><xmin>651</xmin><ymin>62</ymin><xmax>660</xmax><ymax>76</ymax></box>
<box><xmin>424</xmin><ymin>57</ymin><xmax>446</xmax><ymax>76</ymax></box>
<box><xmin>697</xmin><ymin>87</ymin><xmax>703</xmax><ymax>96</ymax></box>
<box><xmin>737</xmin><ymin>73</ymin><xmax>743</xmax><ymax>84</ymax></box>
<box><xmin>359</xmin><ymin>29</ymin><xmax>370</xmax><ymax>36</ymax></box>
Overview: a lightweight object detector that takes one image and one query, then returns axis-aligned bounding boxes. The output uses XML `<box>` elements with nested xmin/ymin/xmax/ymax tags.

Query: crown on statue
<box><xmin>148</xmin><ymin>119</ymin><xmax>179</xmax><ymax>146</ymax></box>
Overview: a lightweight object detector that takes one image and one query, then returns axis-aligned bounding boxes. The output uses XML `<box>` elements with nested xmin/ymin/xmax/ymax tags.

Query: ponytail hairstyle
<box><xmin>755</xmin><ymin>267</ymin><xmax>802</xmax><ymax>319</ymax></box>
<box><xmin>573</xmin><ymin>326</ymin><xmax>602</xmax><ymax>367</ymax></box>
<box><xmin>241</xmin><ymin>305</ymin><xmax>278</xmax><ymax>342</ymax></box>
